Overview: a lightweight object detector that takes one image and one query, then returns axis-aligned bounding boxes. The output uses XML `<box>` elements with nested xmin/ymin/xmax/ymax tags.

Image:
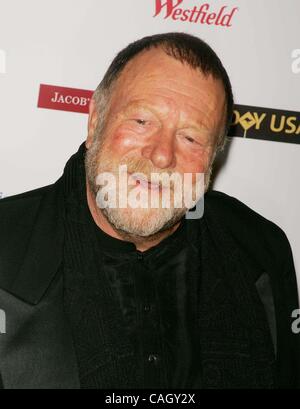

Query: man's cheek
<box><xmin>181</xmin><ymin>159</ymin><xmax>208</xmax><ymax>179</ymax></box>
<box><xmin>111</xmin><ymin>129</ymin><xmax>140</xmax><ymax>150</ymax></box>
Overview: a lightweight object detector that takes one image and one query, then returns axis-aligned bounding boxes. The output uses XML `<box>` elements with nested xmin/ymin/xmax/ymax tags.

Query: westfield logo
<box><xmin>154</xmin><ymin>0</ymin><xmax>238</xmax><ymax>27</ymax></box>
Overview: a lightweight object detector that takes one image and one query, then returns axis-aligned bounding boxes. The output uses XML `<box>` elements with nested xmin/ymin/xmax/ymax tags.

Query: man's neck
<box><xmin>86</xmin><ymin>179</ymin><xmax>181</xmax><ymax>252</ymax></box>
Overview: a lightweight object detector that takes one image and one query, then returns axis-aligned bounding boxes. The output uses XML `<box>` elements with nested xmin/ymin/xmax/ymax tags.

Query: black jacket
<box><xmin>0</xmin><ymin>166</ymin><xmax>299</xmax><ymax>388</ymax></box>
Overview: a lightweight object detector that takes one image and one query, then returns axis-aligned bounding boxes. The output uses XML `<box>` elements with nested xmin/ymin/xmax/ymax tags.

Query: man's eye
<box><xmin>135</xmin><ymin>119</ymin><xmax>147</xmax><ymax>125</ymax></box>
<box><xmin>185</xmin><ymin>136</ymin><xmax>196</xmax><ymax>144</ymax></box>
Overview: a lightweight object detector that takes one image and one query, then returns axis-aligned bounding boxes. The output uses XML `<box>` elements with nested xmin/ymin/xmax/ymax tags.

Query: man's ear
<box><xmin>86</xmin><ymin>98</ymin><xmax>98</xmax><ymax>149</ymax></box>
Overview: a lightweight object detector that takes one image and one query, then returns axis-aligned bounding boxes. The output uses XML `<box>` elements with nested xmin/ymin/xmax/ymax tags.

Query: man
<box><xmin>0</xmin><ymin>33</ymin><xmax>299</xmax><ymax>389</ymax></box>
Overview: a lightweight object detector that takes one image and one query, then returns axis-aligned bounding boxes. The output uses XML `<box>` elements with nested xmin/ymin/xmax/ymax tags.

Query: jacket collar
<box><xmin>4</xmin><ymin>179</ymin><xmax>65</xmax><ymax>306</ymax></box>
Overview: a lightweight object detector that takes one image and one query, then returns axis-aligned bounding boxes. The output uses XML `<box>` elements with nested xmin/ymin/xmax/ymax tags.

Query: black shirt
<box><xmin>90</xmin><ymin>214</ymin><xmax>201</xmax><ymax>389</ymax></box>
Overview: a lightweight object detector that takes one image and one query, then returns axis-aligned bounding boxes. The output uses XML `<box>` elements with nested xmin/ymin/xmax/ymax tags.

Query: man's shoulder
<box><xmin>0</xmin><ymin>182</ymin><xmax>63</xmax><ymax>304</ymax></box>
<box><xmin>0</xmin><ymin>184</ymin><xmax>56</xmax><ymax>224</ymax></box>
<box><xmin>204</xmin><ymin>190</ymin><xmax>291</xmax><ymax>262</ymax></box>
<box><xmin>205</xmin><ymin>189</ymin><xmax>287</xmax><ymax>236</ymax></box>
<box><xmin>0</xmin><ymin>184</ymin><xmax>54</xmax><ymax>207</ymax></box>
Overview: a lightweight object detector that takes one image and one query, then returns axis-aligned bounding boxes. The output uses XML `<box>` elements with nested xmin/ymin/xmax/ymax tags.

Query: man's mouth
<box><xmin>129</xmin><ymin>173</ymin><xmax>162</xmax><ymax>192</ymax></box>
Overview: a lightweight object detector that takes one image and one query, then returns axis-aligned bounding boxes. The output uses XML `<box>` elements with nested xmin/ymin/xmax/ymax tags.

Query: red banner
<box><xmin>38</xmin><ymin>84</ymin><xmax>93</xmax><ymax>114</ymax></box>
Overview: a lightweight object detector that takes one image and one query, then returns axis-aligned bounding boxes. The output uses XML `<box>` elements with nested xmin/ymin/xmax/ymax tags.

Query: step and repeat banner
<box><xmin>0</xmin><ymin>0</ymin><xmax>299</xmax><ymax>282</ymax></box>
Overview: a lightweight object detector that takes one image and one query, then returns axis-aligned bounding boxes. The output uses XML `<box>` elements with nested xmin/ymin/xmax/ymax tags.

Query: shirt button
<box><xmin>148</xmin><ymin>354</ymin><xmax>159</xmax><ymax>364</ymax></box>
<box><xmin>144</xmin><ymin>305</ymin><xmax>151</xmax><ymax>312</ymax></box>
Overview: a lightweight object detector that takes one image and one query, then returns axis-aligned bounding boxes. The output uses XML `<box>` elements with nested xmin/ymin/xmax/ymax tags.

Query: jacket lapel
<box><xmin>2</xmin><ymin>181</ymin><xmax>64</xmax><ymax>305</ymax></box>
<box><xmin>0</xmin><ymin>181</ymin><xmax>80</xmax><ymax>389</ymax></box>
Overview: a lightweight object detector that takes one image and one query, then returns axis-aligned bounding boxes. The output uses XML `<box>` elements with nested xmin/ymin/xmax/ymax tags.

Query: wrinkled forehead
<box><xmin>109</xmin><ymin>48</ymin><xmax>226</xmax><ymax>130</ymax></box>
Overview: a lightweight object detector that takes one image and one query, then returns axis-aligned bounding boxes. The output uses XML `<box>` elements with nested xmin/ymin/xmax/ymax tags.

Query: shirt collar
<box><xmin>90</xmin><ymin>211</ymin><xmax>188</xmax><ymax>259</ymax></box>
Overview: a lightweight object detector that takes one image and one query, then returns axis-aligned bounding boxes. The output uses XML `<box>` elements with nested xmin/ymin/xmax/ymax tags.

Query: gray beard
<box><xmin>85</xmin><ymin>134</ymin><xmax>210</xmax><ymax>238</ymax></box>
<box><xmin>85</xmin><ymin>139</ymin><xmax>186</xmax><ymax>237</ymax></box>
<box><xmin>100</xmin><ymin>203</ymin><xmax>186</xmax><ymax>238</ymax></box>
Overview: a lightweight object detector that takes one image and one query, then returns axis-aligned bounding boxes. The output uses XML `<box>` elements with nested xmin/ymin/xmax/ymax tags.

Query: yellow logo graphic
<box><xmin>232</xmin><ymin>111</ymin><xmax>266</xmax><ymax>137</ymax></box>
<box><xmin>232</xmin><ymin>110</ymin><xmax>300</xmax><ymax>138</ymax></box>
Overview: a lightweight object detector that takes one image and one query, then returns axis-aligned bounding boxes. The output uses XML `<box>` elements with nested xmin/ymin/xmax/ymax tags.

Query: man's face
<box><xmin>86</xmin><ymin>48</ymin><xmax>226</xmax><ymax>237</ymax></box>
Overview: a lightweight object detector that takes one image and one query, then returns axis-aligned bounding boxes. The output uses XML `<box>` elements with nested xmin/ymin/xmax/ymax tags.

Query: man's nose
<box><xmin>141</xmin><ymin>128</ymin><xmax>176</xmax><ymax>169</ymax></box>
